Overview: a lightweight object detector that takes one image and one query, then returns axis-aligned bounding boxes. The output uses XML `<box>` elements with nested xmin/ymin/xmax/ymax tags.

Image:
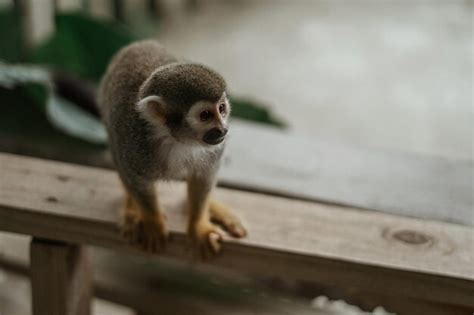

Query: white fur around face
<box><xmin>186</xmin><ymin>100</ymin><xmax>215</xmax><ymax>131</ymax></box>
<box><xmin>136</xmin><ymin>95</ymin><xmax>167</xmax><ymax>124</ymax></box>
<box><xmin>185</xmin><ymin>93</ymin><xmax>230</xmax><ymax>134</ymax></box>
<box><xmin>137</xmin><ymin>93</ymin><xmax>228</xmax><ymax>179</ymax></box>
<box><xmin>159</xmin><ymin>136</ymin><xmax>223</xmax><ymax>179</ymax></box>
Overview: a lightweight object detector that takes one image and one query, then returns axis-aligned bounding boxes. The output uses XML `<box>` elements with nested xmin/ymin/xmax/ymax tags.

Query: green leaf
<box><xmin>29</xmin><ymin>13</ymin><xmax>136</xmax><ymax>82</ymax></box>
<box><xmin>46</xmin><ymin>94</ymin><xmax>107</xmax><ymax>145</ymax></box>
<box><xmin>0</xmin><ymin>62</ymin><xmax>107</xmax><ymax>145</ymax></box>
<box><xmin>229</xmin><ymin>96</ymin><xmax>286</xmax><ymax>128</ymax></box>
<box><xmin>0</xmin><ymin>8</ymin><xmax>22</xmax><ymax>62</ymax></box>
<box><xmin>0</xmin><ymin>62</ymin><xmax>52</xmax><ymax>109</ymax></box>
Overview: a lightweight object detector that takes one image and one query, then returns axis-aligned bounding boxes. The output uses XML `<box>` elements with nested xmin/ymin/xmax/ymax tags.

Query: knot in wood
<box><xmin>392</xmin><ymin>229</ymin><xmax>432</xmax><ymax>245</ymax></box>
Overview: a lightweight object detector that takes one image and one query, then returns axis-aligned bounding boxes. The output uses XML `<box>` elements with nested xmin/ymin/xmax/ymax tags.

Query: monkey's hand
<box><xmin>121</xmin><ymin>203</ymin><xmax>168</xmax><ymax>253</ymax></box>
<box><xmin>189</xmin><ymin>219</ymin><xmax>224</xmax><ymax>259</ymax></box>
<box><xmin>189</xmin><ymin>200</ymin><xmax>247</xmax><ymax>259</ymax></box>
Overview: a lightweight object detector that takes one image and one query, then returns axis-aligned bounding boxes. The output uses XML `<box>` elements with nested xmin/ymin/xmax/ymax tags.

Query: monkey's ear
<box><xmin>136</xmin><ymin>95</ymin><xmax>167</xmax><ymax>123</ymax></box>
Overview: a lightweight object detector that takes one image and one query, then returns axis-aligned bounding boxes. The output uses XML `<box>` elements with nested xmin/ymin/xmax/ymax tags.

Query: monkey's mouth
<box><xmin>202</xmin><ymin>127</ymin><xmax>227</xmax><ymax>145</ymax></box>
<box><xmin>203</xmin><ymin>135</ymin><xmax>225</xmax><ymax>145</ymax></box>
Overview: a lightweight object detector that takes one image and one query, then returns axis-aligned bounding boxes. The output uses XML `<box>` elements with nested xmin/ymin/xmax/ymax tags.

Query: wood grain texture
<box><xmin>30</xmin><ymin>238</ymin><xmax>92</xmax><ymax>315</ymax></box>
<box><xmin>0</xmin><ymin>153</ymin><xmax>473</xmax><ymax>308</ymax></box>
<box><xmin>0</xmin><ymin>103</ymin><xmax>471</xmax><ymax>227</ymax></box>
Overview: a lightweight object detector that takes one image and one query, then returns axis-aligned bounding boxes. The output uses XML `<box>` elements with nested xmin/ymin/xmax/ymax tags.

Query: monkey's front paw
<box><xmin>210</xmin><ymin>201</ymin><xmax>247</xmax><ymax>238</ymax></box>
<box><xmin>189</xmin><ymin>220</ymin><xmax>223</xmax><ymax>259</ymax></box>
<box><xmin>121</xmin><ymin>210</ymin><xmax>168</xmax><ymax>253</ymax></box>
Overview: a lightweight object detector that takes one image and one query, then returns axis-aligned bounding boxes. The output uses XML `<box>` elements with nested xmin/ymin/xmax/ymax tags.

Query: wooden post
<box><xmin>147</xmin><ymin>0</ymin><xmax>163</xmax><ymax>17</ymax></box>
<box><xmin>30</xmin><ymin>238</ymin><xmax>93</xmax><ymax>315</ymax></box>
<box><xmin>55</xmin><ymin>0</ymin><xmax>83</xmax><ymax>12</ymax></box>
<box><xmin>88</xmin><ymin>0</ymin><xmax>113</xmax><ymax>20</ymax></box>
<box><xmin>112</xmin><ymin>0</ymin><xmax>124</xmax><ymax>22</ymax></box>
<box><xmin>14</xmin><ymin>0</ymin><xmax>55</xmax><ymax>51</ymax></box>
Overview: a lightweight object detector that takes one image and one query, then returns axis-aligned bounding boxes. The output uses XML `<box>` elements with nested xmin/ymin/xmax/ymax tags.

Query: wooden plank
<box><xmin>0</xmin><ymin>153</ymin><xmax>473</xmax><ymax>308</ymax></box>
<box><xmin>30</xmin><ymin>238</ymin><xmax>92</xmax><ymax>315</ymax></box>
<box><xmin>0</xmin><ymin>252</ymin><xmax>134</xmax><ymax>315</ymax></box>
<box><xmin>0</xmin><ymin>233</ymin><xmax>319</xmax><ymax>315</ymax></box>
<box><xmin>0</xmin><ymin>97</ymin><xmax>471</xmax><ymax>227</ymax></box>
<box><xmin>0</xmin><ymin>235</ymin><xmax>470</xmax><ymax>315</ymax></box>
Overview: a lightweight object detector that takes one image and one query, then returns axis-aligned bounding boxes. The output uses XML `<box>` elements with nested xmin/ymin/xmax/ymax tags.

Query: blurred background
<box><xmin>0</xmin><ymin>1</ymin><xmax>472</xmax><ymax>315</ymax></box>
<box><xmin>0</xmin><ymin>0</ymin><xmax>471</xmax><ymax>159</ymax></box>
<box><xmin>157</xmin><ymin>0</ymin><xmax>473</xmax><ymax>160</ymax></box>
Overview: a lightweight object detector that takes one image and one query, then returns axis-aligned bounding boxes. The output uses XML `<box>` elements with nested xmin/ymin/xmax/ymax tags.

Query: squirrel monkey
<box><xmin>98</xmin><ymin>40</ymin><xmax>247</xmax><ymax>257</ymax></box>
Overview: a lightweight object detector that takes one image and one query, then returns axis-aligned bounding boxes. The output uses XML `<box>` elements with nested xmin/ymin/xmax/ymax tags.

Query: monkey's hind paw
<box><xmin>190</xmin><ymin>220</ymin><xmax>224</xmax><ymax>260</ymax></box>
<box><xmin>121</xmin><ymin>210</ymin><xmax>168</xmax><ymax>253</ymax></box>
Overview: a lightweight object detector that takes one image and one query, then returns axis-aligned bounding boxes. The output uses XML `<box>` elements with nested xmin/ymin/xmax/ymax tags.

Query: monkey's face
<box><xmin>136</xmin><ymin>63</ymin><xmax>229</xmax><ymax>146</ymax></box>
<box><xmin>136</xmin><ymin>92</ymin><xmax>230</xmax><ymax>146</ymax></box>
<box><xmin>185</xmin><ymin>93</ymin><xmax>230</xmax><ymax>146</ymax></box>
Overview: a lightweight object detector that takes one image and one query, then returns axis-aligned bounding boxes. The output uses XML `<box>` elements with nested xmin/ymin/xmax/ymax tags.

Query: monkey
<box><xmin>97</xmin><ymin>40</ymin><xmax>247</xmax><ymax>257</ymax></box>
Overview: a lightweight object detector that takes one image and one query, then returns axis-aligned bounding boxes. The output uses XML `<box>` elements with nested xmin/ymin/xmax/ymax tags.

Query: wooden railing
<box><xmin>0</xmin><ymin>152</ymin><xmax>473</xmax><ymax>314</ymax></box>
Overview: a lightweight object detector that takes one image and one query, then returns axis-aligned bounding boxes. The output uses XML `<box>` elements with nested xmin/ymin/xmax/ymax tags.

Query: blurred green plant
<box><xmin>0</xmin><ymin>8</ymin><xmax>22</xmax><ymax>62</ymax></box>
<box><xmin>30</xmin><ymin>13</ymin><xmax>134</xmax><ymax>82</ymax></box>
<box><xmin>0</xmin><ymin>9</ymin><xmax>284</xmax><ymax>145</ymax></box>
<box><xmin>0</xmin><ymin>62</ymin><xmax>107</xmax><ymax>144</ymax></box>
<box><xmin>229</xmin><ymin>96</ymin><xmax>285</xmax><ymax>128</ymax></box>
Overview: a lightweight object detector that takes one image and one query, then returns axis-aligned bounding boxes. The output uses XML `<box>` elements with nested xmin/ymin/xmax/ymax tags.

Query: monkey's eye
<box><xmin>219</xmin><ymin>104</ymin><xmax>226</xmax><ymax>116</ymax></box>
<box><xmin>200</xmin><ymin>110</ymin><xmax>213</xmax><ymax>122</ymax></box>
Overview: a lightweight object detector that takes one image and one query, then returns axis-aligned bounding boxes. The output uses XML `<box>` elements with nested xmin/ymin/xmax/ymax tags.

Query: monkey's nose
<box><xmin>203</xmin><ymin>127</ymin><xmax>227</xmax><ymax>145</ymax></box>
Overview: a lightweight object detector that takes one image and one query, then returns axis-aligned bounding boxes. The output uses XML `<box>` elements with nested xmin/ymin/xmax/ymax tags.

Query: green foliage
<box><xmin>0</xmin><ymin>10</ymin><xmax>284</xmax><ymax>142</ymax></box>
<box><xmin>21</xmin><ymin>84</ymin><xmax>49</xmax><ymax>110</ymax></box>
<box><xmin>0</xmin><ymin>9</ymin><xmax>22</xmax><ymax>62</ymax></box>
<box><xmin>24</xmin><ymin>13</ymin><xmax>284</xmax><ymax>127</ymax></box>
<box><xmin>0</xmin><ymin>63</ymin><xmax>106</xmax><ymax>144</ymax></box>
<box><xmin>229</xmin><ymin>96</ymin><xmax>286</xmax><ymax>128</ymax></box>
<box><xmin>29</xmin><ymin>13</ymin><xmax>135</xmax><ymax>82</ymax></box>
<box><xmin>0</xmin><ymin>61</ymin><xmax>51</xmax><ymax>110</ymax></box>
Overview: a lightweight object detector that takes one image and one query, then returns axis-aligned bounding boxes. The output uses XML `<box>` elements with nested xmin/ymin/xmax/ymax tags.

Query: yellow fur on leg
<box><xmin>121</xmin><ymin>192</ymin><xmax>168</xmax><ymax>253</ymax></box>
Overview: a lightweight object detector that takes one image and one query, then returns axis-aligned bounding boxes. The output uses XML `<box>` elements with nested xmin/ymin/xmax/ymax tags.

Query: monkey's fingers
<box><xmin>191</xmin><ymin>221</ymin><xmax>224</xmax><ymax>260</ymax></box>
<box><xmin>137</xmin><ymin>222</ymin><xmax>168</xmax><ymax>253</ymax></box>
<box><xmin>120</xmin><ymin>210</ymin><xmax>168</xmax><ymax>253</ymax></box>
<box><xmin>198</xmin><ymin>231</ymin><xmax>222</xmax><ymax>260</ymax></box>
<box><xmin>209</xmin><ymin>201</ymin><xmax>247</xmax><ymax>238</ymax></box>
<box><xmin>208</xmin><ymin>231</ymin><xmax>222</xmax><ymax>253</ymax></box>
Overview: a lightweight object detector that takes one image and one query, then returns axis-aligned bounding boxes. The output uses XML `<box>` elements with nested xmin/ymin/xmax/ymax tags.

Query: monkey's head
<box><xmin>136</xmin><ymin>63</ymin><xmax>230</xmax><ymax>146</ymax></box>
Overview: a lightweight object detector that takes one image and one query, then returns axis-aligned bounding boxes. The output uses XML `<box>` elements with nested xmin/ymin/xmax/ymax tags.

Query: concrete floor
<box><xmin>158</xmin><ymin>0</ymin><xmax>473</xmax><ymax>160</ymax></box>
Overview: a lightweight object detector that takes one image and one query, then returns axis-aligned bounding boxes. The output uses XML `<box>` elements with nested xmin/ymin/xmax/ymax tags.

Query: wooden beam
<box><xmin>0</xmin><ymin>109</ymin><xmax>471</xmax><ymax>227</ymax></box>
<box><xmin>0</xmin><ymin>153</ymin><xmax>473</xmax><ymax>308</ymax></box>
<box><xmin>0</xmin><ymin>233</ymin><xmax>318</xmax><ymax>315</ymax></box>
<box><xmin>111</xmin><ymin>0</ymin><xmax>124</xmax><ymax>22</ymax></box>
<box><xmin>30</xmin><ymin>238</ymin><xmax>92</xmax><ymax>315</ymax></box>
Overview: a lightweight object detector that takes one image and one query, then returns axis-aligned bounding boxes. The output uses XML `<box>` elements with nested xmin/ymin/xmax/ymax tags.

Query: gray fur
<box><xmin>97</xmin><ymin>40</ymin><xmax>226</xmax><ymax>201</ymax></box>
